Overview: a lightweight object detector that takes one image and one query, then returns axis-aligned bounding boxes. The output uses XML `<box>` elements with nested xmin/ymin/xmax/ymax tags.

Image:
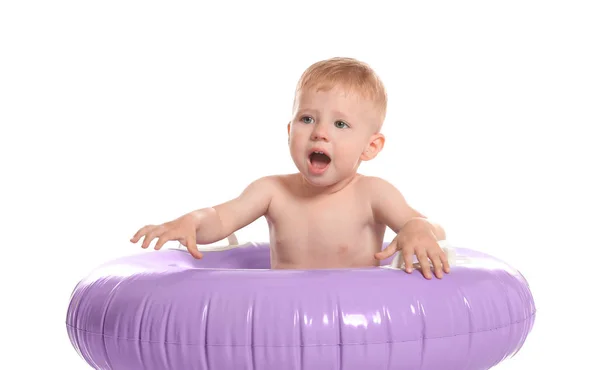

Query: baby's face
<box><xmin>288</xmin><ymin>86</ymin><xmax>381</xmax><ymax>187</ymax></box>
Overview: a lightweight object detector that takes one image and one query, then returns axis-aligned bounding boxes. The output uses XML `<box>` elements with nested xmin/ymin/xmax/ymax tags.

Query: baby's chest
<box><xmin>269</xmin><ymin>195</ymin><xmax>372</xmax><ymax>237</ymax></box>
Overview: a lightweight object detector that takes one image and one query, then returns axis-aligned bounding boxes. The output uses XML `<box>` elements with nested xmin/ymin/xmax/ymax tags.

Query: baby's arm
<box><xmin>131</xmin><ymin>176</ymin><xmax>276</xmax><ymax>258</ymax></box>
<box><xmin>368</xmin><ymin>176</ymin><xmax>445</xmax><ymax>238</ymax></box>
<box><xmin>367</xmin><ymin>176</ymin><xmax>449</xmax><ymax>278</ymax></box>
<box><xmin>201</xmin><ymin>176</ymin><xmax>276</xmax><ymax>243</ymax></box>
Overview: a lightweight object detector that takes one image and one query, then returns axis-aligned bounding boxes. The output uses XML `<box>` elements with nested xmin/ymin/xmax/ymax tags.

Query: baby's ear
<box><xmin>361</xmin><ymin>133</ymin><xmax>385</xmax><ymax>161</ymax></box>
<box><xmin>287</xmin><ymin>122</ymin><xmax>291</xmax><ymax>143</ymax></box>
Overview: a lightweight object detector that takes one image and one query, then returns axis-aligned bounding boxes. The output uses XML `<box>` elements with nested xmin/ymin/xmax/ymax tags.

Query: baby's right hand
<box><xmin>130</xmin><ymin>213</ymin><xmax>204</xmax><ymax>259</ymax></box>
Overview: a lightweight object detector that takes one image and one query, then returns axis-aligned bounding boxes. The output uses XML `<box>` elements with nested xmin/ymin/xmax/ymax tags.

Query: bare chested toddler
<box><xmin>131</xmin><ymin>57</ymin><xmax>450</xmax><ymax>279</ymax></box>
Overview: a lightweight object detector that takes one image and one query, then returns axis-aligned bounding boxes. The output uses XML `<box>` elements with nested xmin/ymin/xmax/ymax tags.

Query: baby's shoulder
<box><xmin>353</xmin><ymin>175</ymin><xmax>404</xmax><ymax>205</ymax></box>
<box><xmin>354</xmin><ymin>174</ymin><xmax>396</xmax><ymax>192</ymax></box>
<box><xmin>247</xmin><ymin>173</ymin><xmax>298</xmax><ymax>194</ymax></box>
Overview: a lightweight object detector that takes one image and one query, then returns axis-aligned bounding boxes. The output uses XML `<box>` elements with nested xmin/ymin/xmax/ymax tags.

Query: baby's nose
<box><xmin>311</xmin><ymin>124</ymin><xmax>329</xmax><ymax>141</ymax></box>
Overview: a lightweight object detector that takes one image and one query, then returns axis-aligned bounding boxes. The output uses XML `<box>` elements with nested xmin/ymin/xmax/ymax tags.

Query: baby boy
<box><xmin>131</xmin><ymin>57</ymin><xmax>450</xmax><ymax>279</ymax></box>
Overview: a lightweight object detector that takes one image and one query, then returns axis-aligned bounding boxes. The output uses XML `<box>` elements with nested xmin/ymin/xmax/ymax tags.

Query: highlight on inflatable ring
<box><xmin>65</xmin><ymin>234</ymin><xmax>536</xmax><ymax>370</ymax></box>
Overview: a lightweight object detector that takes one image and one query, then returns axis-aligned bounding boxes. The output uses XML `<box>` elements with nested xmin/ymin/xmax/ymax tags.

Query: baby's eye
<box><xmin>334</xmin><ymin>120</ymin><xmax>349</xmax><ymax>129</ymax></box>
<box><xmin>301</xmin><ymin>116</ymin><xmax>314</xmax><ymax>124</ymax></box>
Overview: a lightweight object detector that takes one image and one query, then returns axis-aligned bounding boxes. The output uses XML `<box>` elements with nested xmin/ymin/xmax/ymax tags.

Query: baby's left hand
<box><xmin>375</xmin><ymin>218</ymin><xmax>450</xmax><ymax>279</ymax></box>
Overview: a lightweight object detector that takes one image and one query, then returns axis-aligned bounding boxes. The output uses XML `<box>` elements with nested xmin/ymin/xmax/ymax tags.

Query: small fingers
<box><xmin>416</xmin><ymin>250</ymin><xmax>432</xmax><ymax>279</ymax></box>
<box><xmin>375</xmin><ymin>240</ymin><xmax>397</xmax><ymax>260</ymax></box>
<box><xmin>402</xmin><ymin>247</ymin><xmax>414</xmax><ymax>273</ymax></box>
<box><xmin>154</xmin><ymin>234</ymin><xmax>171</xmax><ymax>250</ymax></box>
<box><xmin>186</xmin><ymin>235</ymin><xmax>202</xmax><ymax>259</ymax></box>
<box><xmin>440</xmin><ymin>248</ymin><xmax>451</xmax><ymax>273</ymax></box>
<box><xmin>141</xmin><ymin>227</ymin><xmax>162</xmax><ymax>250</ymax></box>
<box><xmin>131</xmin><ymin>225</ymin><xmax>154</xmax><ymax>243</ymax></box>
<box><xmin>431</xmin><ymin>252</ymin><xmax>444</xmax><ymax>279</ymax></box>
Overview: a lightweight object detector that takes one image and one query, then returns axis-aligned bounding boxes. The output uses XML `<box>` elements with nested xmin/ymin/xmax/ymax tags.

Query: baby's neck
<box><xmin>297</xmin><ymin>173</ymin><xmax>361</xmax><ymax>196</ymax></box>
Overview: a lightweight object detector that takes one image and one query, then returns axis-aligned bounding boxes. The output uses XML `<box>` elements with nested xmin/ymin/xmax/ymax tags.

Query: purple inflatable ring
<box><xmin>66</xmin><ymin>240</ymin><xmax>536</xmax><ymax>370</ymax></box>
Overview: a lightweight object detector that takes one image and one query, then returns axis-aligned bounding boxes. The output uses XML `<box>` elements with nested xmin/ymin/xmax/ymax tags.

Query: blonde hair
<box><xmin>293</xmin><ymin>57</ymin><xmax>387</xmax><ymax>128</ymax></box>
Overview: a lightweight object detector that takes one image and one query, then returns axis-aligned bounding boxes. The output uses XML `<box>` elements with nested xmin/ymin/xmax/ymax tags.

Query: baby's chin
<box><xmin>295</xmin><ymin>165</ymin><xmax>333</xmax><ymax>186</ymax></box>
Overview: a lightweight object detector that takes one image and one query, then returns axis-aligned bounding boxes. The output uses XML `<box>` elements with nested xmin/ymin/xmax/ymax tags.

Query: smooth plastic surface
<box><xmin>66</xmin><ymin>242</ymin><xmax>536</xmax><ymax>370</ymax></box>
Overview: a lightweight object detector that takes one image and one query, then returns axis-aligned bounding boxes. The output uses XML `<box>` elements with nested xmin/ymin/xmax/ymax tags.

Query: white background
<box><xmin>1</xmin><ymin>1</ymin><xmax>598</xmax><ymax>369</ymax></box>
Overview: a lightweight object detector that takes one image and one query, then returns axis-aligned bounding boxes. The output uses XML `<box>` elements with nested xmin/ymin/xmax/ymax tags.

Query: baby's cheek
<box><xmin>289</xmin><ymin>138</ymin><xmax>303</xmax><ymax>154</ymax></box>
<box><xmin>337</xmin><ymin>147</ymin><xmax>362</xmax><ymax>167</ymax></box>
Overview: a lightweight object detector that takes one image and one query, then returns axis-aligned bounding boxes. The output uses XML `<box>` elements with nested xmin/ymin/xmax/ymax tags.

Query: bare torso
<box><xmin>264</xmin><ymin>173</ymin><xmax>386</xmax><ymax>269</ymax></box>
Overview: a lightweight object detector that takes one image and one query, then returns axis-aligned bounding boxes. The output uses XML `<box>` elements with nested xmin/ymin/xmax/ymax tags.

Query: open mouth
<box><xmin>309</xmin><ymin>150</ymin><xmax>331</xmax><ymax>172</ymax></box>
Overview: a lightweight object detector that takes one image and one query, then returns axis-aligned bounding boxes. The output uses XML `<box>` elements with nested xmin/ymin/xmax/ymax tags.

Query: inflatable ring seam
<box><xmin>65</xmin><ymin>311</ymin><xmax>535</xmax><ymax>346</ymax></box>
